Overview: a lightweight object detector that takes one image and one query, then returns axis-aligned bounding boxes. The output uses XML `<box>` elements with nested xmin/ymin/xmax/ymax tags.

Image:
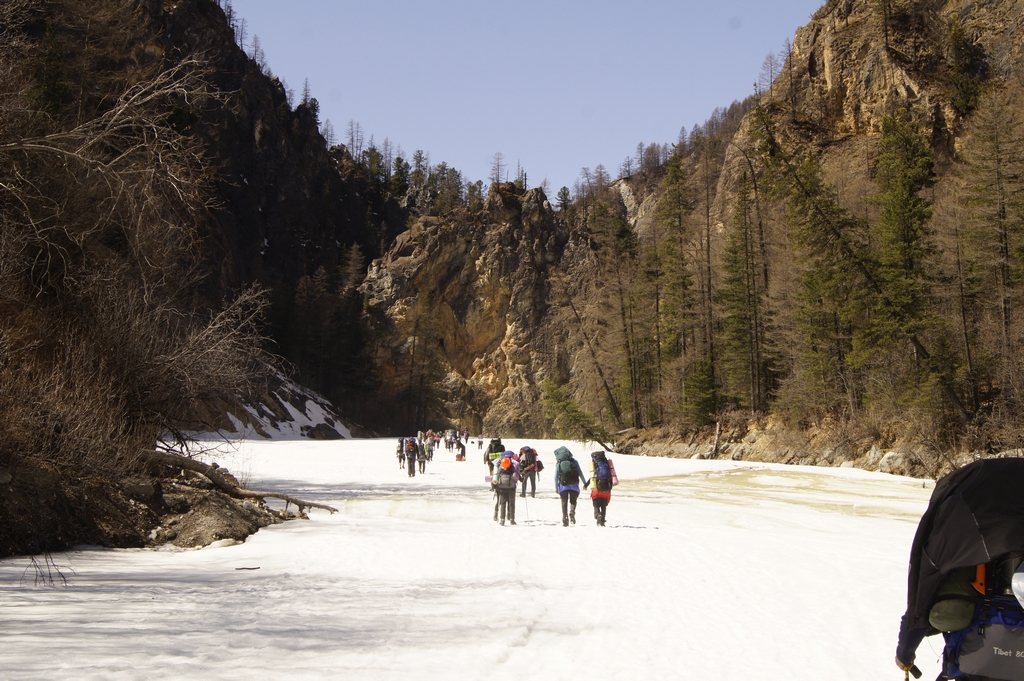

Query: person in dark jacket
<box><xmin>518</xmin><ymin>446</ymin><xmax>538</xmax><ymax>498</ymax></box>
<box><xmin>895</xmin><ymin>458</ymin><xmax>1024</xmax><ymax>680</ymax></box>
<box><xmin>553</xmin><ymin>446</ymin><xmax>588</xmax><ymax>527</ymax></box>
<box><xmin>404</xmin><ymin>438</ymin><xmax>418</xmax><ymax>478</ymax></box>
<box><xmin>418</xmin><ymin>440</ymin><xmax>428</xmax><ymax>474</ymax></box>
<box><xmin>491</xmin><ymin>451</ymin><xmax>521</xmax><ymax>526</ymax></box>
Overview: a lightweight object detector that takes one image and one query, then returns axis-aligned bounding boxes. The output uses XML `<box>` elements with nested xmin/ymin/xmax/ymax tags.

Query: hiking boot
<box><xmin>500</xmin><ymin>520</ymin><xmax>505</xmax><ymax>526</ymax></box>
<box><xmin>569</xmin><ymin>512</ymin><xmax>575</xmax><ymax>525</ymax></box>
<box><xmin>562</xmin><ymin>518</ymin><xmax>569</xmax><ymax>527</ymax></box>
<box><xmin>509</xmin><ymin>520</ymin><xmax>516</xmax><ymax>526</ymax></box>
<box><xmin>493</xmin><ymin>511</ymin><xmax>498</xmax><ymax>522</ymax></box>
<box><xmin>519</xmin><ymin>493</ymin><xmax>525</xmax><ymax>498</ymax></box>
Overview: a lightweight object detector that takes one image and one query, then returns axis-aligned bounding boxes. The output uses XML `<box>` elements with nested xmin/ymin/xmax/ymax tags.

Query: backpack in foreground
<box><xmin>947</xmin><ymin>598</ymin><xmax>1024</xmax><ymax>679</ymax></box>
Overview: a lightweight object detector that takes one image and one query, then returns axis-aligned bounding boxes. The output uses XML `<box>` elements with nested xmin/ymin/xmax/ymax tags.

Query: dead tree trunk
<box><xmin>143</xmin><ymin>450</ymin><xmax>338</xmax><ymax>517</ymax></box>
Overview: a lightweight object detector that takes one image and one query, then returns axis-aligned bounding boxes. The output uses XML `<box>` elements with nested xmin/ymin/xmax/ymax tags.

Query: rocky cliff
<box><xmin>361</xmin><ymin>183</ymin><xmax>583</xmax><ymax>434</ymax></box>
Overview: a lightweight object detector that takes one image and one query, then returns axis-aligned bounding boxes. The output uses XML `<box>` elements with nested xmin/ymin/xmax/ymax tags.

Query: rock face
<box><xmin>362</xmin><ymin>183</ymin><xmax>573</xmax><ymax>434</ymax></box>
<box><xmin>727</xmin><ymin>0</ymin><xmax>1024</xmax><ymax>189</ymax></box>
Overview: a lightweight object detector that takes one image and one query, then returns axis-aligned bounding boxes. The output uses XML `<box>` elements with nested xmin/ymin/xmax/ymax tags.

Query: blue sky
<box><xmin>228</xmin><ymin>0</ymin><xmax>825</xmax><ymax>193</ymax></box>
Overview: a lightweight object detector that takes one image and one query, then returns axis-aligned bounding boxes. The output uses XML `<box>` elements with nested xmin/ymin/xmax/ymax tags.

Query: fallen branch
<box><xmin>142</xmin><ymin>450</ymin><xmax>338</xmax><ymax>516</ymax></box>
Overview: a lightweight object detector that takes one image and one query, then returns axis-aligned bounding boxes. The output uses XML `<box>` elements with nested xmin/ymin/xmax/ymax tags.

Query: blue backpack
<box><xmin>943</xmin><ymin>597</ymin><xmax>1024</xmax><ymax>679</ymax></box>
<box><xmin>592</xmin><ymin>451</ymin><xmax>612</xmax><ymax>491</ymax></box>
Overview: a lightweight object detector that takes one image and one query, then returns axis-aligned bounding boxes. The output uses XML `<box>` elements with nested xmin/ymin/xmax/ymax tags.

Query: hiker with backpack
<box><xmin>485</xmin><ymin>438</ymin><xmax>504</xmax><ymax>474</ymax></box>
<box><xmin>491</xmin><ymin>451</ymin><xmax>520</xmax><ymax>526</ymax></box>
<box><xmin>418</xmin><ymin>440</ymin><xmax>428</xmax><ymax>474</ymax></box>
<box><xmin>396</xmin><ymin>438</ymin><xmax>405</xmax><ymax>468</ymax></box>
<box><xmin>895</xmin><ymin>458</ymin><xmax>1024</xmax><ymax>681</ymax></box>
<box><xmin>553</xmin><ymin>446</ymin><xmax>588</xmax><ymax>527</ymax></box>
<box><xmin>518</xmin><ymin>446</ymin><xmax>539</xmax><ymax>498</ymax></box>
<box><xmin>588</xmin><ymin>451</ymin><xmax>618</xmax><ymax>526</ymax></box>
<box><xmin>404</xmin><ymin>437</ymin><xmax>419</xmax><ymax>478</ymax></box>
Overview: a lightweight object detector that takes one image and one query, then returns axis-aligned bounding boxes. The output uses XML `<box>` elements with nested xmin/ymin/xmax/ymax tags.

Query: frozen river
<box><xmin>0</xmin><ymin>437</ymin><xmax>937</xmax><ymax>680</ymax></box>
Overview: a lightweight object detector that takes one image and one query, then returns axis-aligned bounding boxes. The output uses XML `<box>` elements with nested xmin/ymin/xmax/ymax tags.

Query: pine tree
<box><xmin>655</xmin><ymin>153</ymin><xmax>697</xmax><ymax>409</ymax></box>
<box><xmin>751</xmin><ymin>103</ymin><xmax>969</xmax><ymax>423</ymax></box>
<box><xmin>959</xmin><ymin>88</ymin><xmax>1024</xmax><ymax>413</ymax></box>
<box><xmin>716</xmin><ymin>172</ymin><xmax>775</xmax><ymax>412</ymax></box>
<box><xmin>862</xmin><ymin>111</ymin><xmax>936</xmax><ymax>348</ymax></box>
<box><xmin>540</xmin><ymin>379</ymin><xmax>613</xmax><ymax>448</ymax></box>
<box><xmin>961</xmin><ymin>88</ymin><xmax>1024</xmax><ymax>358</ymax></box>
<box><xmin>390</xmin><ymin>156</ymin><xmax>411</xmax><ymax>198</ymax></box>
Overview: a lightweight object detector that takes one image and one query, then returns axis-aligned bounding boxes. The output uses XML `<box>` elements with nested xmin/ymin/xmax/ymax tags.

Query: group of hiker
<box><xmin>484</xmin><ymin>438</ymin><xmax>617</xmax><ymax>527</ymax></box>
<box><xmin>396</xmin><ymin>429</ymin><xmax>471</xmax><ymax>477</ymax></box>
<box><xmin>395</xmin><ymin>433</ymin><xmax>620</xmax><ymax>527</ymax></box>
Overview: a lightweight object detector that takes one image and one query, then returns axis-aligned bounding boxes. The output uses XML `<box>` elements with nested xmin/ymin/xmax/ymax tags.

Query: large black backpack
<box><xmin>557</xmin><ymin>459</ymin><xmax>578</xmax><ymax>486</ymax></box>
<box><xmin>494</xmin><ymin>467</ymin><xmax>516</xmax><ymax>489</ymax></box>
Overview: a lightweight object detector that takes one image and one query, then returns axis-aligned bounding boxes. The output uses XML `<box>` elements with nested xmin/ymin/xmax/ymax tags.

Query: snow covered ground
<box><xmin>0</xmin><ymin>438</ymin><xmax>941</xmax><ymax>680</ymax></box>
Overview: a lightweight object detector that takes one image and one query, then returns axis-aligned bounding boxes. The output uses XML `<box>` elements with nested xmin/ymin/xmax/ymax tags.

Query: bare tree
<box><xmin>347</xmin><ymin>119</ymin><xmax>364</xmax><ymax>156</ymax></box>
<box><xmin>0</xmin><ymin>57</ymin><xmax>284</xmax><ymax>486</ymax></box>
<box><xmin>320</xmin><ymin>118</ymin><xmax>336</xmax><ymax>146</ymax></box>
<box><xmin>490</xmin><ymin>151</ymin><xmax>506</xmax><ymax>184</ymax></box>
<box><xmin>759</xmin><ymin>50</ymin><xmax>783</xmax><ymax>99</ymax></box>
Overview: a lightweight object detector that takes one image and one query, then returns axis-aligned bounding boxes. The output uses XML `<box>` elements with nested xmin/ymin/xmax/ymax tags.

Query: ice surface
<box><xmin>0</xmin><ymin>438</ymin><xmax>941</xmax><ymax>680</ymax></box>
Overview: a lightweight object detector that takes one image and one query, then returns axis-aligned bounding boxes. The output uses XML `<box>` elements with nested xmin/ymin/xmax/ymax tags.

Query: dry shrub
<box><xmin>0</xmin><ymin>5</ymin><xmax>271</xmax><ymax>477</ymax></box>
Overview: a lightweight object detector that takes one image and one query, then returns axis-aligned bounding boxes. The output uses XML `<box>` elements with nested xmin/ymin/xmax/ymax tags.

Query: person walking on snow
<box><xmin>553</xmin><ymin>446</ymin><xmax>588</xmax><ymax>527</ymax></box>
<box><xmin>404</xmin><ymin>438</ymin><xmax>418</xmax><ymax>478</ymax></box>
<box><xmin>588</xmin><ymin>450</ymin><xmax>617</xmax><ymax>526</ymax></box>
<box><xmin>894</xmin><ymin>458</ymin><xmax>1024</xmax><ymax>680</ymax></box>
<box><xmin>491</xmin><ymin>451</ymin><xmax>520</xmax><ymax>526</ymax></box>
<box><xmin>518</xmin><ymin>446</ymin><xmax>538</xmax><ymax>498</ymax></box>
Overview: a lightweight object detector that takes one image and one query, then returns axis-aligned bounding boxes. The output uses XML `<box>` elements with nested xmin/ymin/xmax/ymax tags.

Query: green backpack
<box><xmin>554</xmin><ymin>447</ymin><xmax>578</xmax><ymax>485</ymax></box>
